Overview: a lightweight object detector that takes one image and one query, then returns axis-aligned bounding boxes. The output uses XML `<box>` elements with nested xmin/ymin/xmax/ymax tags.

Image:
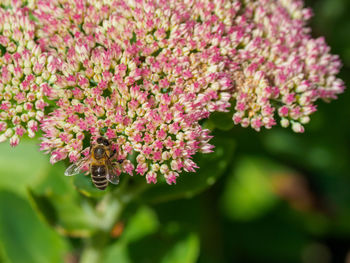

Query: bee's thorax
<box><xmin>93</xmin><ymin>146</ymin><xmax>105</xmax><ymax>160</ymax></box>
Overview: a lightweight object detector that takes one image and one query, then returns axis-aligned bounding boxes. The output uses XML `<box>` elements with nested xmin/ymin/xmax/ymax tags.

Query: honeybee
<box><xmin>65</xmin><ymin>137</ymin><xmax>123</xmax><ymax>190</ymax></box>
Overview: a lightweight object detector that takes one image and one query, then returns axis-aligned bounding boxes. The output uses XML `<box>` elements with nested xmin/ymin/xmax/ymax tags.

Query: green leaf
<box><xmin>0</xmin><ymin>244</ymin><xmax>10</xmax><ymax>263</ymax></box>
<box><xmin>0</xmin><ymin>190</ymin><xmax>68</xmax><ymax>263</ymax></box>
<box><xmin>205</xmin><ymin>111</ymin><xmax>234</xmax><ymax>131</ymax></box>
<box><xmin>49</xmin><ymin>195</ymin><xmax>97</xmax><ymax>237</ymax></box>
<box><xmin>121</xmin><ymin>206</ymin><xmax>159</xmax><ymax>243</ymax></box>
<box><xmin>73</xmin><ymin>173</ymin><xmax>108</xmax><ymax>198</ymax></box>
<box><xmin>0</xmin><ymin>140</ymin><xmax>49</xmax><ymax>196</ymax></box>
<box><xmin>127</xmin><ymin>227</ymin><xmax>200</xmax><ymax>263</ymax></box>
<box><xmin>161</xmin><ymin>233</ymin><xmax>199</xmax><ymax>263</ymax></box>
<box><xmin>29</xmin><ymin>163</ymin><xmax>99</xmax><ymax>237</ymax></box>
<box><xmin>103</xmin><ymin>243</ymin><xmax>131</xmax><ymax>263</ymax></box>
<box><xmin>262</xmin><ymin>130</ymin><xmax>305</xmax><ymax>158</ymax></box>
<box><xmin>220</xmin><ymin>156</ymin><xmax>282</xmax><ymax>221</ymax></box>
<box><xmin>262</xmin><ymin>129</ymin><xmax>343</xmax><ymax>172</ymax></box>
<box><xmin>28</xmin><ymin>188</ymin><xmax>58</xmax><ymax>226</ymax></box>
<box><xmin>105</xmin><ymin>221</ymin><xmax>200</xmax><ymax>263</ymax></box>
<box><xmin>104</xmin><ymin>205</ymin><xmax>199</xmax><ymax>263</ymax></box>
<box><xmin>34</xmin><ymin>162</ymin><xmax>72</xmax><ymax>195</ymax></box>
<box><xmin>140</xmin><ymin>136</ymin><xmax>235</xmax><ymax>203</ymax></box>
<box><xmin>104</xmin><ymin>206</ymin><xmax>159</xmax><ymax>263</ymax></box>
<box><xmin>29</xmin><ymin>190</ymin><xmax>97</xmax><ymax>238</ymax></box>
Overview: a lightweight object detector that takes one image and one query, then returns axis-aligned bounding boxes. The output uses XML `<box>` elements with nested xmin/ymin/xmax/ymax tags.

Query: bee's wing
<box><xmin>106</xmin><ymin>159</ymin><xmax>120</xmax><ymax>185</ymax></box>
<box><xmin>64</xmin><ymin>157</ymin><xmax>89</xmax><ymax>176</ymax></box>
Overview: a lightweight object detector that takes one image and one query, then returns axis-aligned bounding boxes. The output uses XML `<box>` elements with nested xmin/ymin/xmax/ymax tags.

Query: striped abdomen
<box><xmin>91</xmin><ymin>165</ymin><xmax>108</xmax><ymax>190</ymax></box>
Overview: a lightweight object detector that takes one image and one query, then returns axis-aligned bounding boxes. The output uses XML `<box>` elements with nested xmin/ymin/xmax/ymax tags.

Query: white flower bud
<box><xmin>280</xmin><ymin>118</ymin><xmax>289</xmax><ymax>127</ymax></box>
<box><xmin>292</xmin><ymin>122</ymin><xmax>304</xmax><ymax>133</ymax></box>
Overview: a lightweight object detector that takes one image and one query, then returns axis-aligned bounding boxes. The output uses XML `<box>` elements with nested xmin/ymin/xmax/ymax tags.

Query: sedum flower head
<box><xmin>0</xmin><ymin>8</ymin><xmax>60</xmax><ymax>146</ymax></box>
<box><xmin>37</xmin><ymin>0</ymin><xmax>231</xmax><ymax>184</ymax></box>
<box><xmin>226</xmin><ymin>0</ymin><xmax>344</xmax><ymax>132</ymax></box>
<box><xmin>0</xmin><ymin>0</ymin><xmax>345</xmax><ymax>184</ymax></box>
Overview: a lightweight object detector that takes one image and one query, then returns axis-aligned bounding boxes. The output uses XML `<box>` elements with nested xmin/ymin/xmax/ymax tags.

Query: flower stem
<box><xmin>79</xmin><ymin>178</ymin><xmax>151</xmax><ymax>263</ymax></box>
<box><xmin>79</xmin><ymin>243</ymin><xmax>104</xmax><ymax>263</ymax></box>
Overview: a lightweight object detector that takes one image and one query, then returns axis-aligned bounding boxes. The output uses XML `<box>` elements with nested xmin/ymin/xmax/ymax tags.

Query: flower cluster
<box><xmin>226</xmin><ymin>0</ymin><xmax>344</xmax><ymax>132</ymax></box>
<box><xmin>0</xmin><ymin>7</ymin><xmax>60</xmax><ymax>146</ymax></box>
<box><xmin>0</xmin><ymin>0</ymin><xmax>345</xmax><ymax>184</ymax></box>
<box><xmin>37</xmin><ymin>0</ymin><xmax>231</xmax><ymax>184</ymax></box>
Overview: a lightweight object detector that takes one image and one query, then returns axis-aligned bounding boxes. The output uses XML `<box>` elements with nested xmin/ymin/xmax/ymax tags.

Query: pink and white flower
<box><xmin>0</xmin><ymin>0</ymin><xmax>345</xmax><ymax>184</ymax></box>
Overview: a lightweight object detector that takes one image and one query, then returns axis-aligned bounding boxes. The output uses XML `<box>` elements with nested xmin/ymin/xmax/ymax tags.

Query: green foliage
<box><xmin>28</xmin><ymin>163</ymin><xmax>102</xmax><ymax>237</ymax></box>
<box><xmin>104</xmin><ymin>206</ymin><xmax>199</xmax><ymax>263</ymax></box>
<box><xmin>220</xmin><ymin>157</ymin><xmax>280</xmax><ymax>221</ymax></box>
<box><xmin>103</xmin><ymin>206</ymin><xmax>159</xmax><ymax>263</ymax></box>
<box><xmin>161</xmin><ymin>233</ymin><xmax>199</xmax><ymax>263</ymax></box>
<box><xmin>120</xmin><ymin>206</ymin><xmax>159</xmax><ymax>243</ymax></box>
<box><xmin>204</xmin><ymin>111</ymin><xmax>234</xmax><ymax>131</ymax></box>
<box><xmin>0</xmin><ymin>190</ymin><xmax>68</xmax><ymax>263</ymax></box>
<box><xmin>0</xmin><ymin>140</ymin><xmax>49</xmax><ymax>195</ymax></box>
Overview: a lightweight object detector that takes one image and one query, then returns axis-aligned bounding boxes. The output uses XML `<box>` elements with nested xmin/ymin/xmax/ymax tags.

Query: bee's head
<box><xmin>97</xmin><ymin>137</ymin><xmax>110</xmax><ymax>146</ymax></box>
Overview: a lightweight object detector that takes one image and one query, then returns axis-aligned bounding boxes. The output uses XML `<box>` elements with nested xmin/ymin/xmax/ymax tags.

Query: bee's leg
<box><xmin>108</xmin><ymin>149</ymin><xmax>117</xmax><ymax>159</ymax></box>
<box><xmin>108</xmin><ymin>149</ymin><xmax>124</xmax><ymax>164</ymax></box>
<box><xmin>89</xmin><ymin>137</ymin><xmax>93</xmax><ymax>153</ymax></box>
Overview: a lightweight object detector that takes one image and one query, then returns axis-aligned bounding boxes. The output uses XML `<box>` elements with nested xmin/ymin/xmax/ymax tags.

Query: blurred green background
<box><xmin>1</xmin><ymin>0</ymin><xmax>350</xmax><ymax>262</ymax></box>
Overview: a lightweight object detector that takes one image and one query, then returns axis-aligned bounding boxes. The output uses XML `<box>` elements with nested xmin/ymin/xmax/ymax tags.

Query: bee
<box><xmin>65</xmin><ymin>137</ymin><xmax>123</xmax><ymax>190</ymax></box>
